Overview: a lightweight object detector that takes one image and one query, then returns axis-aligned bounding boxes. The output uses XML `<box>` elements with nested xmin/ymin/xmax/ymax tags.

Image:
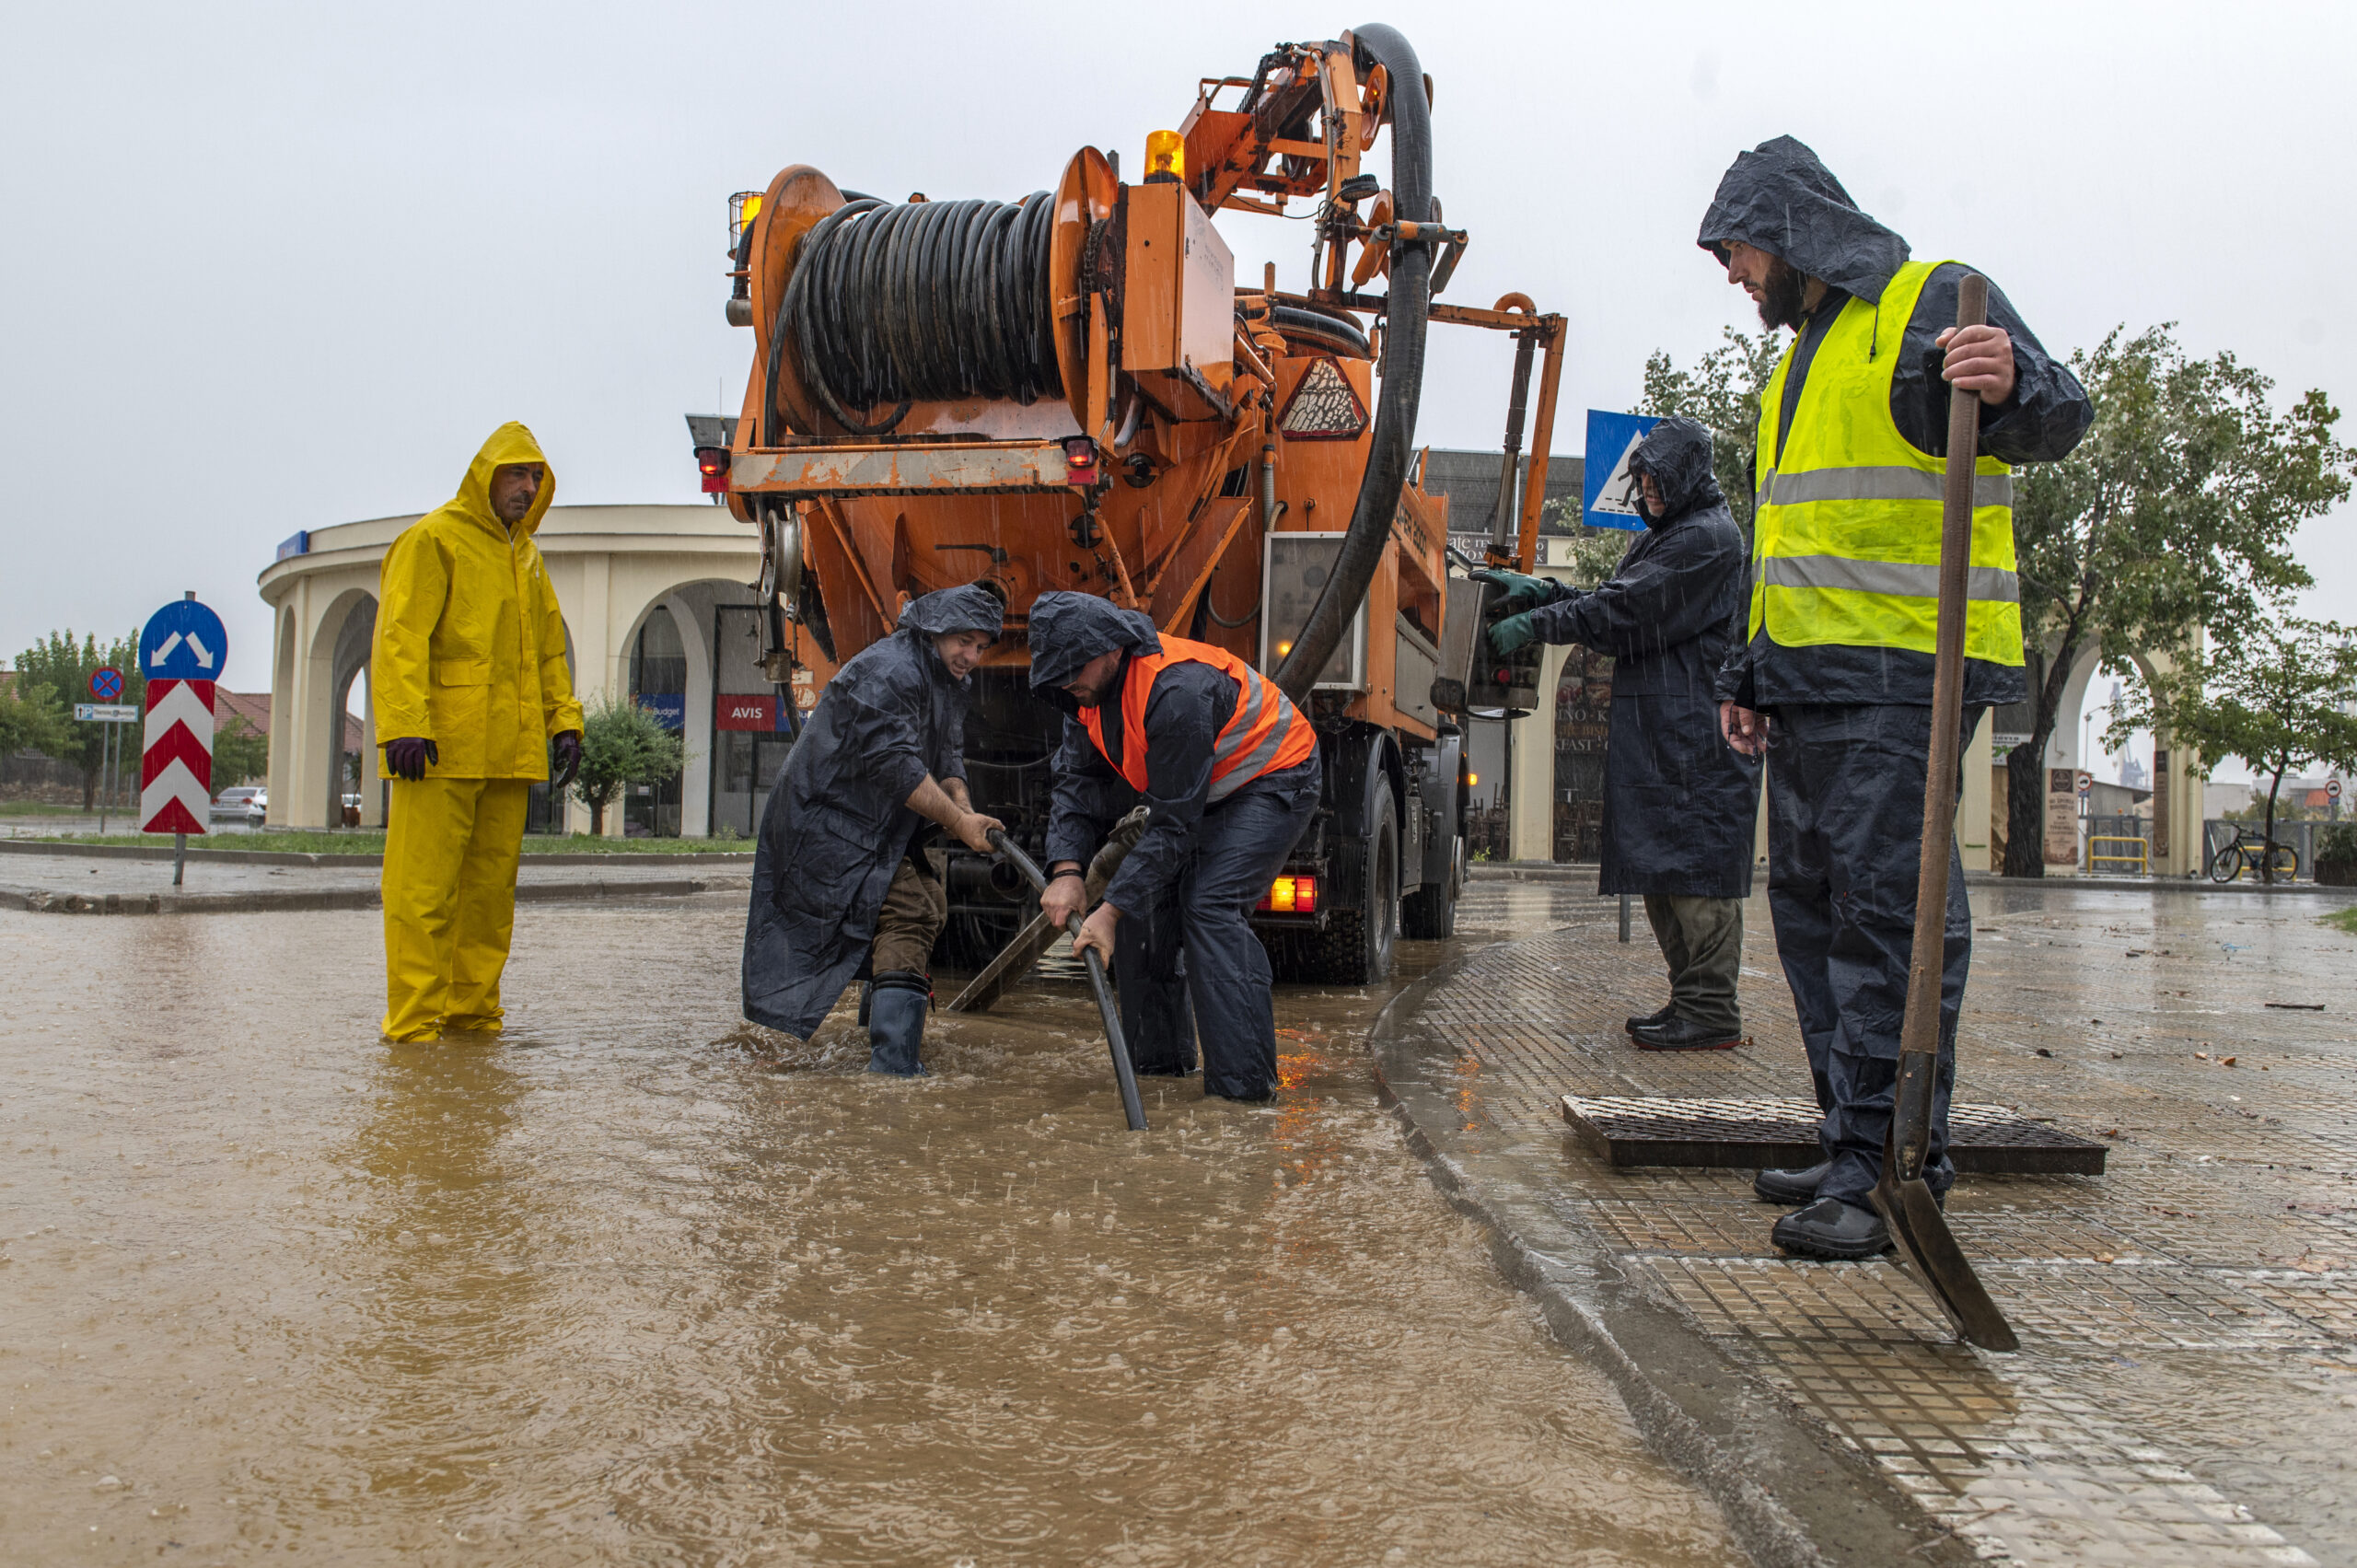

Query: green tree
<box><xmin>212</xmin><ymin>713</ymin><xmax>270</xmax><ymax>787</ymax></box>
<box><xmin>1640</xmin><ymin>324</ymin><xmax>1785</xmax><ymax>536</ymax></box>
<box><xmin>2109</xmin><ymin>615</ymin><xmax>2357</xmax><ymax>883</ymax></box>
<box><xmin>570</xmin><ymin>692</ymin><xmax>687</xmax><ymax>836</ymax></box>
<box><xmin>2005</xmin><ymin>326</ymin><xmax>2349</xmax><ymax>875</ymax></box>
<box><xmin>14</xmin><ymin>631</ymin><xmax>145</xmax><ymax>809</ymax></box>
<box><xmin>0</xmin><ymin>672</ymin><xmax>67</xmax><ymax>759</ymax></box>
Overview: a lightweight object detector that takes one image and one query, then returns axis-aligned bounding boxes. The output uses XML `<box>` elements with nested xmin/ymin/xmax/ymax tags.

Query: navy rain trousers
<box><xmin>1109</xmin><ymin>759</ymin><xmax>1321</xmax><ymax>1101</ymax></box>
<box><xmin>1766</xmin><ymin>703</ymin><xmax>1981</xmax><ymax>1210</ymax></box>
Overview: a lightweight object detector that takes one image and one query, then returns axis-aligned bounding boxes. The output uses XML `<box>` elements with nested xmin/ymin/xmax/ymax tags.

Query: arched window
<box><xmin>631</xmin><ymin>607</ymin><xmax>688</xmax><ymax>698</ymax></box>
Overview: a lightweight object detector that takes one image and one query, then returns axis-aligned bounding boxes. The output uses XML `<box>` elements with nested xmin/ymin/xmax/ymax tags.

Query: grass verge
<box><xmin>2325</xmin><ymin>906</ymin><xmax>2357</xmax><ymax>936</ymax></box>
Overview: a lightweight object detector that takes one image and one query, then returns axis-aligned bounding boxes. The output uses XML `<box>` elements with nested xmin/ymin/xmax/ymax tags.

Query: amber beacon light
<box><xmin>1144</xmin><ymin>129</ymin><xmax>1185</xmax><ymax>183</ymax></box>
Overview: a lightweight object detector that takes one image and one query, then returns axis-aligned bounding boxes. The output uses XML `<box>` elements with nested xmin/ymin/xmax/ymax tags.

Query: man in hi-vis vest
<box><xmin>1028</xmin><ymin>593</ymin><xmax>1322</xmax><ymax>1102</ymax></box>
<box><xmin>1701</xmin><ymin>137</ymin><xmax>2093</xmax><ymax>1260</ymax></box>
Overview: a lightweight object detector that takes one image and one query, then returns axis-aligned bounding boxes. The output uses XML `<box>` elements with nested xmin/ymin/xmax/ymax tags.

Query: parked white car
<box><xmin>211</xmin><ymin>785</ymin><xmax>266</xmax><ymax>825</ymax></box>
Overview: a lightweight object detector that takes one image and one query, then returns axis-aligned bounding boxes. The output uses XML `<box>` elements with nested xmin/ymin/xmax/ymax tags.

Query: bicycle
<box><xmin>2208</xmin><ymin>827</ymin><xmax>2300</xmax><ymax>884</ymax></box>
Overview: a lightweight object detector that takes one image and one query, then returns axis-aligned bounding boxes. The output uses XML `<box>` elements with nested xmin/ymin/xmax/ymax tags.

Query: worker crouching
<box><xmin>1480</xmin><ymin>415</ymin><xmax>1761</xmax><ymax>1051</ymax></box>
<box><xmin>372</xmin><ymin>422</ymin><xmax>584</xmax><ymax>1042</ymax></box>
<box><xmin>1028</xmin><ymin>594</ymin><xmax>1320</xmax><ymax>1103</ymax></box>
<box><xmin>741</xmin><ymin>585</ymin><xmax>1006</xmax><ymax>1074</ymax></box>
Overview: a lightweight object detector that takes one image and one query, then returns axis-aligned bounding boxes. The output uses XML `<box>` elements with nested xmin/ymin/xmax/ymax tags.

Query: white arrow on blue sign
<box><xmin>140</xmin><ymin>598</ymin><xmax>229</xmax><ymax>680</ymax></box>
<box><xmin>1580</xmin><ymin>410</ymin><xmax>1660</xmax><ymax>532</ymax></box>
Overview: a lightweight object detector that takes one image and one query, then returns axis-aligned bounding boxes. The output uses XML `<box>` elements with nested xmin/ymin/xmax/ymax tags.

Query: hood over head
<box><xmin>898</xmin><ymin>583</ymin><xmax>1006</xmax><ymax>643</ymax></box>
<box><xmin>1697</xmin><ymin>135</ymin><xmax>1909</xmax><ymax>303</ymax></box>
<box><xmin>1627</xmin><ymin>416</ymin><xmax>1724</xmax><ymax>528</ymax></box>
<box><xmin>1026</xmin><ymin>591</ymin><xmax>1160</xmax><ymax>699</ymax></box>
<box><xmin>450</xmin><ymin>421</ymin><xmax>555</xmax><ymax>537</ymax></box>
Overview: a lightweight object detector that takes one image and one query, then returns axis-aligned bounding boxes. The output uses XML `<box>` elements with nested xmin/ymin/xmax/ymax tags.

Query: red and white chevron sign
<box><xmin>141</xmin><ymin>678</ymin><xmax>215</xmax><ymax>836</ymax></box>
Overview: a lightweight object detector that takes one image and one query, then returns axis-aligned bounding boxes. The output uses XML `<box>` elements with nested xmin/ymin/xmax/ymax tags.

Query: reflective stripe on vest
<box><xmin>1749</xmin><ymin>258</ymin><xmax>2026</xmax><ymax>668</ymax></box>
<box><xmin>1077</xmin><ymin>634</ymin><xmax>1317</xmax><ymax>802</ymax></box>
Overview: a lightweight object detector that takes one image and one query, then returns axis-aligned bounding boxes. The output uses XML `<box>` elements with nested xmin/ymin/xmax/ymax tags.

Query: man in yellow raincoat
<box><xmin>372</xmin><ymin>423</ymin><xmax>584</xmax><ymax>1041</ymax></box>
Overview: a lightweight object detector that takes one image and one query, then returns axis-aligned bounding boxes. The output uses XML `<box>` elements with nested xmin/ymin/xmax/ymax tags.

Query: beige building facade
<box><xmin>257</xmin><ymin>504</ymin><xmax>764</xmax><ymax>836</ymax></box>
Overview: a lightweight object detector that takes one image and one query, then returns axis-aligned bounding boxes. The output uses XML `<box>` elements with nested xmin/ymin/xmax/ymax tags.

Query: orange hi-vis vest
<box><xmin>1077</xmin><ymin>635</ymin><xmax>1317</xmax><ymax>801</ymax></box>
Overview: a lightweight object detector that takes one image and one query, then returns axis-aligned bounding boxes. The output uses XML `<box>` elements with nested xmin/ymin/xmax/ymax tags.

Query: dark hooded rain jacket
<box><xmin>1696</xmin><ymin>135</ymin><xmax>2094</xmax><ymax>711</ymax></box>
<box><xmin>1523</xmin><ymin>417</ymin><xmax>1760</xmax><ymax>897</ymax></box>
<box><xmin>741</xmin><ymin>585</ymin><xmax>1004</xmax><ymax>1038</ymax></box>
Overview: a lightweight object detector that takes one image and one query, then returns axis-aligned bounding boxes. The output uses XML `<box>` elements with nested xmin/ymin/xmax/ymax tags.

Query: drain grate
<box><xmin>1560</xmin><ymin>1095</ymin><xmax>2108</xmax><ymax>1175</ymax></box>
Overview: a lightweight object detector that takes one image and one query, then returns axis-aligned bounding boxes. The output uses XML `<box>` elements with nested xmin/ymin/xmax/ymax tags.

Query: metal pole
<box><xmin>98</xmin><ymin>718</ymin><xmax>112</xmax><ymax>835</ymax></box>
<box><xmin>174</xmin><ymin>831</ymin><xmax>186</xmax><ymax>888</ymax></box>
<box><xmin>1618</xmin><ymin>892</ymin><xmax>1631</xmax><ymax>943</ymax></box>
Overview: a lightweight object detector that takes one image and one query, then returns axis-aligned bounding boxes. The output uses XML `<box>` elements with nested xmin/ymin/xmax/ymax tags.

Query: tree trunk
<box><xmin>2262</xmin><ymin>767</ymin><xmax>2284</xmax><ymax>886</ymax></box>
<box><xmin>80</xmin><ymin>764</ymin><xmax>96</xmax><ymax>812</ymax></box>
<box><xmin>2004</xmin><ymin>634</ymin><xmax>2084</xmax><ymax>877</ymax></box>
<box><xmin>590</xmin><ymin>798</ymin><xmax>606</xmax><ymax>837</ymax></box>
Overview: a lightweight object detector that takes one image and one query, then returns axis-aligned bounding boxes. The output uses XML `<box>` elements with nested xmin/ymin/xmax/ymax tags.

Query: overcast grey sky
<box><xmin>4</xmin><ymin>0</ymin><xmax>2349</xmax><ymax>772</ymax></box>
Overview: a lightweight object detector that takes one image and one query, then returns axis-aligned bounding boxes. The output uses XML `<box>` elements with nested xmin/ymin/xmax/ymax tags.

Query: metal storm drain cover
<box><xmin>1560</xmin><ymin>1095</ymin><xmax>2107</xmax><ymax>1176</ymax></box>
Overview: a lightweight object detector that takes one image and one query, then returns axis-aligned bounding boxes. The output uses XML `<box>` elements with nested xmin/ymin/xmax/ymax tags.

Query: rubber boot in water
<box><xmin>865</xmin><ymin>970</ymin><xmax>931</xmax><ymax>1076</ymax></box>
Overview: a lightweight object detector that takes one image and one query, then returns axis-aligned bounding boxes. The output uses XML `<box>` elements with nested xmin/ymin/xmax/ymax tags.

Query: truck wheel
<box><xmin>1310</xmin><ymin>781</ymin><xmax>1399</xmax><ymax>983</ymax></box>
<box><xmin>1401</xmin><ymin>829</ymin><xmax>1462</xmax><ymax>939</ymax></box>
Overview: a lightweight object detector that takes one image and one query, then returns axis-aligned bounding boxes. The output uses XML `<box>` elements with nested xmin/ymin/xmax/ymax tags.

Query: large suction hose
<box><xmin>1271</xmin><ymin>23</ymin><xmax>1432</xmax><ymax>703</ymax></box>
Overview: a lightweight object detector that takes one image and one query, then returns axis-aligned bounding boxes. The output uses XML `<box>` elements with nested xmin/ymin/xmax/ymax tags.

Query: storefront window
<box><xmin>627</xmin><ymin>608</ymin><xmax>687</xmax><ymax>837</ymax></box>
<box><xmin>1553</xmin><ymin>647</ymin><xmax>1612</xmax><ymax>863</ymax></box>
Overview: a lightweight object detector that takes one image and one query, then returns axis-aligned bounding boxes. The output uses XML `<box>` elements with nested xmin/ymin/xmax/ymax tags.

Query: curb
<box><xmin>1467</xmin><ymin>861</ymin><xmax>2354</xmax><ymax>897</ymax></box>
<box><xmin>0</xmin><ymin>840</ymin><xmax>757</xmax><ymax>870</ymax></box>
<box><xmin>1366</xmin><ymin>944</ymin><xmax>1971</xmax><ymax>1568</ymax></box>
<box><xmin>5</xmin><ymin>874</ymin><xmax>749</xmax><ymax>916</ymax></box>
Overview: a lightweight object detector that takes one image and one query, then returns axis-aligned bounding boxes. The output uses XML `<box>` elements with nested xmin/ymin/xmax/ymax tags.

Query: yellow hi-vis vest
<box><xmin>1749</xmin><ymin>259</ymin><xmax>2025</xmax><ymax>668</ymax></box>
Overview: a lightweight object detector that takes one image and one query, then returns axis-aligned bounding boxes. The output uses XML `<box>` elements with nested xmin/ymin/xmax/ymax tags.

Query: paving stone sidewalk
<box><xmin>1388</xmin><ymin>879</ymin><xmax>2357</xmax><ymax>1567</ymax></box>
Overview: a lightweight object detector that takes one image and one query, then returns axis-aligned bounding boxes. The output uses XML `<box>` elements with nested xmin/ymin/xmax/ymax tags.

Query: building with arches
<box><xmin>257</xmin><ymin>504</ymin><xmax>775</xmax><ymax>836</ymax></box>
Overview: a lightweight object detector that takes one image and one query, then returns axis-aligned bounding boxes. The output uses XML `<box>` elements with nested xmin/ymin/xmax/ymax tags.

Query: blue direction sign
<box><xmin>140</xmin><ymin>598</ymin><xmax>229</xmax><ymax>681</ymax></box>
<box><xmin>1580</xmin><ymin>410</ymin><xmax>1660</xmax><ymax>531</ymax></box>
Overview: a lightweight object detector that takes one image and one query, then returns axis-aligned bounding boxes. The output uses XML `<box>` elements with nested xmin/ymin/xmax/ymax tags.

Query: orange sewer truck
<box><xmin>700</xmin><ymin>25</ymin><xmax>1564</xmax><ymax>983</ymax></box>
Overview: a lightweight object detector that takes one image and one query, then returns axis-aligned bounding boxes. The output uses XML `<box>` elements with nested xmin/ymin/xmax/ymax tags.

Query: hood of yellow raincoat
<box><xmin>447</xmin><ymin>422</ymin><xmax>555</xmax><ymax>538</ymax></box>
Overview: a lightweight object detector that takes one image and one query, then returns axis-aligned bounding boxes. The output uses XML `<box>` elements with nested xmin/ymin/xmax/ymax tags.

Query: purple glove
<box><xmin>551</xmin><ymin>729</ymin><xmax>583</xmax><ymax>789</ymax></box>
<box><xmin>384</xmin><ymin>737</ymin><xmax>438</xmax><ymax>782</ymax></box>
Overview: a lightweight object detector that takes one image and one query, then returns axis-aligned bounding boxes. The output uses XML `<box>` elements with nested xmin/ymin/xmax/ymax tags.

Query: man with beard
<box><xmin>1480</xmin><ymin>416</ymin><xmax>1759</xmax><ymax>1051</ymax></box>
<box><xmin>741</xmin><ymin>584</ymin><xmax>1005</xmax><ymax>1074</ymax></box>
<box><xmin>1700</xmin><ymin>136</ymin><xmax>2092</xmax><ymax>1258</ymax></box>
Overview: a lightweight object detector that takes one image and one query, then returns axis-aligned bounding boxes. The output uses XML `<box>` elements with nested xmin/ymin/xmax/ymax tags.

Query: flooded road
<box><xmin>0</xmin><ymin>893</ymin><xmax>1736</xmax><ymax>1565</ymax></box>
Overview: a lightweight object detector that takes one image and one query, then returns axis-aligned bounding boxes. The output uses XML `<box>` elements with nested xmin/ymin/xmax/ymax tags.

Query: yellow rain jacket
<box><xmin>373</xmin><ymin>423</ymin><xmax>583</xmax><ymax>778</ymax></box>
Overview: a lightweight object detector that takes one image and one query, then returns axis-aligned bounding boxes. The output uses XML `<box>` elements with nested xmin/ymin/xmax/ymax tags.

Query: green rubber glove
<box><xmin>1488</xmin><ymin>610</ymin><xmax>1538</xmax><ymax>655</ymax></box>
<box><xmin>1469</xmin><ymin>567</ymin><xmax>1558</xmax><ymax>612</ymax></box>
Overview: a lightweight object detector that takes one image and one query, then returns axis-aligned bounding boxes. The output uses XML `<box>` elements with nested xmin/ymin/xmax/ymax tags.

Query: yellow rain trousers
<box><xmin>373</xmin><ymin>423</ymin><xmax>584</xmax><ymax>1041</ymax></box>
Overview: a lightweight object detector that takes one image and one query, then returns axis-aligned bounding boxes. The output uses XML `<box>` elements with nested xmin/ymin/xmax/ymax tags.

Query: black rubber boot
<box><xmin>1624</xmin><ymin>1003</ymin><xmax>1677</xmax><ymax>1036</ymax></box>
<box><xmin>1753</xmin><ymin>1160</ymin><xmax>1830</xmax><ymax>1205</ymax></box>
<box><xmin>1631</xmin><ymin>1015</ymin><xmax>1742</xmax><ymax>1051</ymax></box>
<box><xmin>865</xmin><ymin>970</ymin><xmax>931</xmax><ymax>1076</ymax></box>
<box><xmin>1771</xmin><ymin>1197</ymin><xmax>1892</xmax><ymax>1260</ymax></box>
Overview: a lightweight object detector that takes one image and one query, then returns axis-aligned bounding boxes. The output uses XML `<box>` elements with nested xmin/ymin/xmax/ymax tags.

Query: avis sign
<box><xmin>138</xmin><ymin>598</ymin><xmax>229</xmax><ymax>836</ymax></box>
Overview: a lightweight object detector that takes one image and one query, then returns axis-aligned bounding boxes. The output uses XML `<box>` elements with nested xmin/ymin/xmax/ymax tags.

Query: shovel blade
<box><xmin>1872</xmin><ymin>1175</ymin><xmax>2019</xmax><ymax>1353</ymax></box>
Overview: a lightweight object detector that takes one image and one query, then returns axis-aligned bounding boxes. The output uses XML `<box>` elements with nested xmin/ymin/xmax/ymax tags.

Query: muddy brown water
<box><xmin>1</xmin><ymin>891</ymin><xmax>1737</xmax><ymax>1565</ymax></box>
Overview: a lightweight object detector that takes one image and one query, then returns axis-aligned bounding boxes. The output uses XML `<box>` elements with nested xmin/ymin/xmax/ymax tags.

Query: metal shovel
<box><xmin>985</xmin><ymin>829</ymin><xmax>1149</xmax><ymax>1132</ymax></box>
<box><xmin>1868</xmin><ymin>272</ymin><xmax>2020</xmax><ymax>1353</ymax></box>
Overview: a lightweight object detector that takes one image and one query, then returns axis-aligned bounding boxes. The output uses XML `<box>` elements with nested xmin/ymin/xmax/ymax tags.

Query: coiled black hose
<box><xmin>773</xmin><ymin>193</ymin><xmax>1062</xmax><ymax>438</ymax></box>
<box><xmin>1267</xmin><ymin>303</ymin><xmax>1372</xmax><ymax>357</ymax></box>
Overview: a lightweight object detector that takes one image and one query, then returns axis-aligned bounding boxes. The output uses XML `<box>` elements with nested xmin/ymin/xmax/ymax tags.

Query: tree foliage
<box><xmin>0</xmin><ymin>673</ymin><xmax>67</xmax><ymax>759</ymax></box>
<box><xmin>570</xmin><ymin>692</ymin><xmax>687</xmax><ymax>836</ymax></box>
<box><xmin>2003</xmin><ymin>325</ymin><xmax>2350</xmax><ymax>874</ymax></box>
<box><xmin>13</xmin><ymin>631</ymin><xmax>145</xmax><ymax>808</ymax></box>
<box><xmin>1640</xmin><ymin>325</ymin><xmax>1785</xmax><ymax>535</ymax></box>
<box><xmin>212</xmin><ymin>713</ymin><xmax>270</xmax><ymax>787</ymax></box>
<box><xmin>2108</xmin><ymin>614</ymin><xmax>2357</xmax><ymax>882</ymax></box>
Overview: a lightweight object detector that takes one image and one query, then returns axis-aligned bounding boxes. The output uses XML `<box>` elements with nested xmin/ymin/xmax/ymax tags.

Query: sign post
<box><xmin>139</xmin><ymin>594</ymin><xmax>229</xmax><ymax>888</ymax></box>
<box><xmin>77</xmin><ymin>668</ymin><xmax>138</xmax><ymax>834</ymax></box>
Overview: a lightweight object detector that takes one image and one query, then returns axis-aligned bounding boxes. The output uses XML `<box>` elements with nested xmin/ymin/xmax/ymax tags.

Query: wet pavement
<box><xmin>1383</xmin><ymin>878</ymin><xmax>2357</xmax><ymax>1566</ymax></box>
<box><xmin>0</xmin><ymin>891</ymin><xmax>1741</xmax><ymax>1566</ymax></box>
